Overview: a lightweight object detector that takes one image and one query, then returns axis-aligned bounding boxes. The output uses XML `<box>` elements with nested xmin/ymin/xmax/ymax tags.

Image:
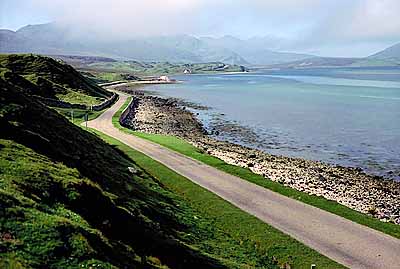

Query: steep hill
<box><xmin>368</xmin><ymin>42</ymin><xmax>400</xmax><ymax>61</ymax></box>
<box><xmin>0</xmin><ymin>56</ymin><xmax>288</xmax><ymax>268</ymax></box>
<box><xmin>0</xmin><ymin>68</ymin><xmax>228</xmax><ymax>269</ymax></box>
<box><xmin>0</xmin><ymin>54</ymin><xmax>111</xmax><ymax>105</ymax></box>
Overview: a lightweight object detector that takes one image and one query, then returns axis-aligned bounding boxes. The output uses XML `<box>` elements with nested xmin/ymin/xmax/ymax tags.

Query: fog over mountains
<box><xmin>0</xmin><ymin>23</ymin><xmax>313</xmax><ymax>65</ymax></box>
<box><xmin>0</xmin><ymin>23</ymin><xmax>399</xmax><ymax>66</ymax></box>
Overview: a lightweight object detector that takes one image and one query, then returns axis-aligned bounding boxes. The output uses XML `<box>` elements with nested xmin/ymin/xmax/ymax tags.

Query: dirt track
<box><xmin>87</xmin><ymin>94</ymin><xmax>400</xmax><ymax>269</ymax></box>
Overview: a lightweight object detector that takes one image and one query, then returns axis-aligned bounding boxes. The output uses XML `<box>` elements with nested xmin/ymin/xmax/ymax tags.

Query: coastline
<box><xmin>185</xmin><ymin>71</ymin><xmax>252</xmax><ymax>75</ymax></box>
<box><xmin>117</xmin><ymin>86</ymin><xmax>400</xmax><ymax>225</ymax></box>
<box><xmin>98</xmin><ymin>71</ymin><xmax>250</xmax><ymax>88</ymax></box>
<box><xmin>100</xmin><ymin>80</ymin><xmax>180</xmax><ymax>88</ymax></box>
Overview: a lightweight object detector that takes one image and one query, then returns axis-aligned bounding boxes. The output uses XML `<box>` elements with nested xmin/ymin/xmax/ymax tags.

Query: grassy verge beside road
<box><xmin>89</xmin><ymin>129</ymin><xmax>344</xmax><ymax>269</ymax></box>
<box><xmin>54</xmin><ymin>107</ymin><xmax>105</xmax><ymax>125</ymax></box>
<box><xmin>113</xmin><ymin>97</ymin><xmax>400</xmax><ymax>239</ymax></box>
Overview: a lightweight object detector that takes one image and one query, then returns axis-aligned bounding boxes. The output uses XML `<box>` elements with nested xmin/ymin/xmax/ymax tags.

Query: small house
<box><xmin>158</xmin><ymin>75</ymin><xmax>171</xmax><ymax>82</ymax></box>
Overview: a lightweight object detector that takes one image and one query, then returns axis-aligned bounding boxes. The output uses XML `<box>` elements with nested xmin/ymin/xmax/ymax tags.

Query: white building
<box><xmin>158</xmin><ymin>75</ymin><xmax>171</xmax><ymax>82</ymax></box>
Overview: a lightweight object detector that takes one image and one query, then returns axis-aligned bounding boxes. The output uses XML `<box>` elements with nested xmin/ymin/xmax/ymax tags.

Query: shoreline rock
<box><xmin>118</xmin><ymin>87</ymin><xmax>400</xmax><ymax>225</ymax></box>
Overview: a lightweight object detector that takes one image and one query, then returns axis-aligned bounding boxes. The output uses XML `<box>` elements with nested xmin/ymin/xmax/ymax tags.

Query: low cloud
<box><xmin>293</xmin><ymin>0</ymin><xmax>400</xmax><ymax>56</ymax></box>
<box><xmin>36</xmin><ymin>0</ymin><xmax>205</xmax><ymax>38</ymax></box>
<box><xmin>32</xmin><ymin>0</ymin><xmax>341</xmax><ymax>38</ymax></box>
<box><xmin>7</xmin><ymin>0</ymin><xmax>400</xmax><ymax>56</ymax></box>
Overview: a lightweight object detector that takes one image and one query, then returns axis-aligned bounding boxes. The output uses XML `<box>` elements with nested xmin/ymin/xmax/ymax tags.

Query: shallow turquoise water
<box><xmin>150</xmin><ymin>68</ymin><xmax>400</xmax><ymax>180</ymax></box>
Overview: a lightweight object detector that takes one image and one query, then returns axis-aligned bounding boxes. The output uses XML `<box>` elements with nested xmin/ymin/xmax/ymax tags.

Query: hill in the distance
<box><xmin>200</xmin><ymin>35</ymin><xmax>312</xmax><ymax>65</ymax></box>
<box><xmin>51</xmin><ymin>54</ymin><xmax>247</xmax><ymax>82</ymax></box>
<box><xmin>266</xmin><ymin>57</ymin><xmax>361</xmax><ymax>69</ymax></box>
<box><xmin>0</xmin><ymin>23</ymin><xmax>313</xmax><ymax>65</ymax></box>
<box><xmin>263</xmin><ymin>43</ymin><xmax>400</xmax><ymax>69</ymax></box>
<box><xmin>368</xmin><ymin>42</ymin><xmax>400</xmax><ymax>61</ymax></box>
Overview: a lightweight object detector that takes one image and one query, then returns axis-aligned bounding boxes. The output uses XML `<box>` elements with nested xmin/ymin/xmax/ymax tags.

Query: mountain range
<box><xmin>0</xmin><ymin>23</ymin><xmax>399</xmax><ymax>67</ymax></box>
<box><xmin>265</xmin><ymin>43</ymin><xmax>400</xmax><ymax>69</ymax></box>
<box><xmin>0</xmin><ymin>23</ymin><xmax>312</xmax><ymax>65</ymax></box>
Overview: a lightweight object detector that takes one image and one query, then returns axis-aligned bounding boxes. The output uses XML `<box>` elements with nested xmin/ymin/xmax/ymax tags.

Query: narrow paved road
<box><xmin>88</xmin><ymin>94</ymin><xmax>400</xmax><ymax>269</ymax></box>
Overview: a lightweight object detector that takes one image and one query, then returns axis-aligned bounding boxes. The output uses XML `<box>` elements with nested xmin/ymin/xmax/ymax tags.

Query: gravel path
<box><xmin>87</xmin><ymin>94</ymin><xmax>400</xmax><ymax>269</ymax></box>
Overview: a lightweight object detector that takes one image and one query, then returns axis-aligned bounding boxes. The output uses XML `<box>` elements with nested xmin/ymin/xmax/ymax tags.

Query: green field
<box><xmin>90</xmin><ymin>72</ymin><xmax>128</xmax><ymax>83</ymax></box>
<box><xmin>55</xmin><ymin>91</ymin><xmax>105</xmax><ymax>106</ymax></box>
<box><xmin>113</xmin><ymin>97</ymin><xmax>400</xmax><ymax>240</ymax></box>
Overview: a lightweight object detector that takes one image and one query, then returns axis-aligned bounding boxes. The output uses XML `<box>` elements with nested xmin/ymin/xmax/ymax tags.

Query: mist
<box><xmin>2</xmin><ymin>0</ymin><xmax>400</xmax><ymax>56</ymax></box>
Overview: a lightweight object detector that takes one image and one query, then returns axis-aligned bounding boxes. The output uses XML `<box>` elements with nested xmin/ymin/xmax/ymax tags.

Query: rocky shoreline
<box><xmin>118</xmin><ymin>87</ymin><xmax>400</xmax><ymax>224</ymax></box>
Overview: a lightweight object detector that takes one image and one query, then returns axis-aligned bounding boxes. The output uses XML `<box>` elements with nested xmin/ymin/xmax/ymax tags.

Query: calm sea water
<box><xmin>149</xmin><ymin>67</ymin><xmax>400</xmax><ymax>180</ymax></box>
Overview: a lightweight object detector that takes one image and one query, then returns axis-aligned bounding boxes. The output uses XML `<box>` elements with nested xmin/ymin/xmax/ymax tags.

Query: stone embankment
<box><xmin>120</xmin><ymin>90</ymin><xmax>400</xmax><ymax>225</ymax></box>
<box><xmin>92</xmin><ymin>93</ymin><xmax>118</xmax><ymax>111</ymax></box>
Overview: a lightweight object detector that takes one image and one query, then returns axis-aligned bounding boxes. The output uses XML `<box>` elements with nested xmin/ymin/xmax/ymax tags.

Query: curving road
<box><xmin>87</xmin><ymin>94</ymin><xmax>400</xmax><ymax>269</ymax></box>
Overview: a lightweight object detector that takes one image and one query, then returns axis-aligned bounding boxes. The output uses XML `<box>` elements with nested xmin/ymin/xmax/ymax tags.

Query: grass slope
<box><xmin>0</xmin><ymin>54</ymin><xmax>111</xmax><ymax>105</ymax></box>
<box><xmin>53</xmin><ymin>107</ymin><xmax>106</xmax><ymax>126</ymax></box>
<box><xmin>1</xmin><ymin>76</ymin><xmax>235</xmax><ymax>268</ymax></box>
<box><xmin>114</xmin><ymin>97</ymin><xmax>400</xmax><ymax>239</ymax></box>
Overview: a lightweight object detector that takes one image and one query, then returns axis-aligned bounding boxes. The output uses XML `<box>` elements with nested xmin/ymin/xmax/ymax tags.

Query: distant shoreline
<box><xmin>181</xmin><ymin>71</ymin><xmax>252</xmax><ymax>76</ymax></box>
<box><xmin>100</xmin><ymin>80</ymin><xmax>180</xmax><ymax>88</ymax></box>
<box><xmin>98</xmin><ymin>71</ymin><xmax>252</xmax><ymax>88</ymax></box>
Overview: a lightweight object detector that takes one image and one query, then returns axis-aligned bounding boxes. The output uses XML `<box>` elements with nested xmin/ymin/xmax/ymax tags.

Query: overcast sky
<box><xmin>1</xmin><ymin>0</ymin><xmax>399</xmax><ymax>57</ymax></box>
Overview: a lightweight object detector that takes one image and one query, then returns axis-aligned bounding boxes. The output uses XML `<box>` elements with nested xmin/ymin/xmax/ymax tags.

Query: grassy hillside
<box><xmin>0</xmin><ymin>70</ymin><xmax>229</xmax><ymax>268</ymax></box>
<box><xmin>0</xmin><ymin>54</ymin><xmax>111</xmax><ymax>105</ymax></box>
<box><xmin>50</xmin><ymin>55</ymin><xmax>247</xmax><ymax>83</ymax></box>
<box><xmin>88</xmin><ymin>60</ymin><xmax>246</xmax><ymax>75</ymax></box>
